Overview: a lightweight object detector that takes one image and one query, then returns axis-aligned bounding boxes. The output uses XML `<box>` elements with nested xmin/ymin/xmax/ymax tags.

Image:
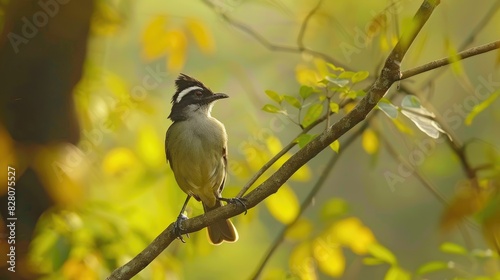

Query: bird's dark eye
<box><xmin>195</xmin><ymin>91</ymin><xmax>203</xmax><ymax>97</ymax></box>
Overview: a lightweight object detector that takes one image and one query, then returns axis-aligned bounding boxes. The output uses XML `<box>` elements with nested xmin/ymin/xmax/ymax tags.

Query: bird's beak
<box><xmin>204</xmin><ymin>93</ymin><xmax>229</xmax><ymax>103</ymax></box>
<box><xmin>214</xmin><ymin>93</ymin><xmax>229</xmax><ymax>100</ymax></box>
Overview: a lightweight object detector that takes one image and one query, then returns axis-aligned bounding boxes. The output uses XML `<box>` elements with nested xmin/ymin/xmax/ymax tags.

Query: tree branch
<box><xmin>106</xmin><ymin>1</ymin><xmax>441</xmax><ymax>279</ymax></box>
<box><xmin>418</xmin><ymin>0</ymin><xmax>500</xmax><ymax>88</ymax></box>
<box><xmin>400</xmin><ymin>40</ymin><xmax>500</xmax><ymax>80</ymax></box>
<box><xmin>297</xmin><ymin>0</ymin><xmax>324</xmax><ymax>50</ymax></box>
<box><xmin>201</xmin><ymin>0</ymin><xmax>344</xmax><ymax>67</ymax></box>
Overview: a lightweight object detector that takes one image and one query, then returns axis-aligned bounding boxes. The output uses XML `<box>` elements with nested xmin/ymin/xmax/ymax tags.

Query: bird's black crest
<box><xmin>172</xmin><ymin>74</ymin><xmax>208</xmax><ymax>103</ymax></box>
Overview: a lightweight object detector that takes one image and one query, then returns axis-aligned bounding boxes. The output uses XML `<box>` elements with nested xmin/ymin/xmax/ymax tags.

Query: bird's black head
<box><xmin>168</xmin><ymin>74</ymin><xmax>228</xmax><ymax>121</ymax></box>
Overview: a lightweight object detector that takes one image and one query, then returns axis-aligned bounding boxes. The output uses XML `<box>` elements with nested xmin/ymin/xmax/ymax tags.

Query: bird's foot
<box><xmin>218</xmin><ymin>197</ymin><xmax>248</xmax><ymax>215</ymax></box>
<box><xmin>174</xmin><ymin>213</ymin><xmax>190</xmax><ymax>243</ymax></box>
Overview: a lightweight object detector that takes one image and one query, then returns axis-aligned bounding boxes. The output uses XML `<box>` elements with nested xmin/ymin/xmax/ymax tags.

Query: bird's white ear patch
<box><xmin>176</xmin><ymin>86</ymin><xmax>203</xmax><ymax>103</ymax></box>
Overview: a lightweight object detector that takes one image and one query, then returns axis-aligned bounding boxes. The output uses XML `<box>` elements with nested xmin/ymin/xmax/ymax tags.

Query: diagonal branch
<box><xmin>106</xmin><ymin>1</ymin><xmax>441</xmax><ymax>279</ymax></box>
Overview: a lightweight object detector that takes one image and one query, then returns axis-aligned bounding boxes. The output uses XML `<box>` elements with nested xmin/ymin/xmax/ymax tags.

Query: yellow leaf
<box><xmin>265</xmin><ymin>184</ymin><xmax>299</xmax><ymax>224</ymax></box>
<box><xmin>343</xmin><ymin>102</ymin><xmax>356</xmax><ymax>113</ymax></box>
<box><xmin>142</xmin><ymin>16</ymin><xmax>169</xmax><ymax>60</ymax></box>
<box><xmin>329</xmin><ymin>217</ymin><xmax>377</xmax><ymax>254</ymax></box>
<box><xmin>292</xmin><ymin>164</ymin><xmax>311</xmax><ymax>181</ymax></box>
<box><xmin>102</xmin><ymin>147</ymin><xmax>138</xmax><ymax>176</ymax></box>
<box><xmin>62</xmin><ymin>258</ymin><xmax>98</xmax><ymax>280</ymax></box>
<box><xmin>321</xmin><ymin>198</ymin><xmax>348</xmax><ymax>220</ymax></box>
<box><xmin>136</xmin><ymin>125</ymin><xmax>164</xmax><ymax>168</ymax></box>
<box><xmin>91</xmin><ymin>2</ymin><xmax>123</xmax><ymax>36</ymax></box>
<box><xmin>379</xmin><ymin>33</ymin><xmax>389</xmax><ymax>52</ymax></box>
<box><xmin>33</xmin><ymin>145</ymin><xmax>85</xmax><ymax>206</ymax></box>
<box><xmin>330</xmin><ymin>140</ymin><xmax>340</xmax><ymax>153</ymax></box>
<box><xmin>289</xmin><ymin>242</ymin><xmax>316</xmax><ymax>280</ymax></box>
<box><xmin>103</xmin><ymin>71</ymin><xmax>129</xmax><ymax>99</ymax></box>
<box><xmin>392</xmin><ymin>118</ymin><xmax>414</xmax><ymax>135</ymax></box>
<box><xmin>313</xmin><ymin>58</ymin><xmax>329</xmax><ymax>78</ymax></box>
<box><xmin>350</xmin><ymin>226</ymin><xmax>377</xmax><ymax>254</ymax></box>
<box><xmin>312</xmin><ymin>236</ymin><xmax>345</xmax><ymax>277</ymax></box>
<box><xmin>286</xmin><ymin>218</ymin><xmax>313</xmax><ymax>241</ymax></box>
<box><xmin>367</xmin><ymin>13</ymin><xmax>387</xmax><ymax>38</ymax></box>
<box><xmin>164</xmin><ymin>29</ymin><xmax>187</xmax><ymax>71</ymax></box>
<box><xmin>384</xmin><ymin>266</ymin><xmax>411</xmax><ymax>280</ymax></box>
<box><xmin>266</xmin><ymin>135</ymin><xmax>283</xmax><ymax>155</ymax></box>
<box><xmin>186</xmin><ymin>18</ymin><xmax>215</xmax><ymax>53</ymax></box>
<box><xmin>242</xmin><ymin>142</ymin><xmax>268</xmax><ymax>172</ymax></box>
<box><xmin>362</xmin><ymin>129</ymin><xmax>379</xmax><ymax>155</ymax></box>
<box><xmin>464</xmin><ymin>91</ymin><xmax>499</xmax><ymax>126</ymax></box>
<box><xmin>445</xmin><ymin>39</ymin><xmax>464</xmax><ymax>75</ymax></box>
<box><xmin>275</xmin><ymin>152</ymin><xmax>311</xmax><ymax>182</ymax></box>
<box><xmin>296</xmin><ymin>65</ymin><xmax>321</xmax><ymax>87</ymax></box>
<box><xmin>440</xmin><ymin>187</ymin><xmax>489</xmax><ymax>231</ymax></box>
<box><xmin>368</xmin><ymin>243</ymin><xmax>397</xmax><ymax>265</ymax></box>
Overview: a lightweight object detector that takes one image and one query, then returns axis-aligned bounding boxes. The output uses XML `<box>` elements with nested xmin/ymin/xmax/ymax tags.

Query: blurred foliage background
<box><xmin>0</xmin><ymin>0</ymin><xmax>500</xmax><ymax>279</ymax></box>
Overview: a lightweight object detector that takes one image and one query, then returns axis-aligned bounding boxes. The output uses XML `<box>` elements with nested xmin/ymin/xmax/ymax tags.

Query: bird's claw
<box><xmin>174</xmin><ymin>213</ymin><xmax>189</xmax><ymax>243</ymax></box>
<box><xmin>219</xmin><ymin>197</ymin><xmax>248</xmax><ymax>215</ymax></box>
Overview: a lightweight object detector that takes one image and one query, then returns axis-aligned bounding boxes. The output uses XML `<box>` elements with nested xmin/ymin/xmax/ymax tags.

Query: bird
<box><xmin>165</xmin><ymin>73</ymin><xmax>243</xmax><ymax>245</ymax></box>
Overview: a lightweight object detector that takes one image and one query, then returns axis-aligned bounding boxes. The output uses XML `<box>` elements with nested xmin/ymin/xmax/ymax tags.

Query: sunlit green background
<box><xmin>1</xmin><ymin>0</ymin><xmax>500</xmax><ymax>279</ymax></box>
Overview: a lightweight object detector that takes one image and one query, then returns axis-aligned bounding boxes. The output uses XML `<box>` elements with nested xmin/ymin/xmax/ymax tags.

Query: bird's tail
<box><xmin>203</xmin><ymin>200</ymin><xmax>238</xmax><ymax>245</ymax></box>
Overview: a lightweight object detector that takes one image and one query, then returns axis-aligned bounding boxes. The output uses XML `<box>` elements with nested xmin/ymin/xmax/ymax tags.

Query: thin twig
<box><xmin>250</xmin><ymin>122</ymin><xmax>367</xmax><ymax>280</ymax></box>
<box><xmin>201</xmin><ymin>0</ymin><xmax>344</xmax><ymax>67</ymax></box>
<box><xmin>400</xmin><ymin>40</ymin><xmax>500</xmax><ymax>80</ymax></box>
<box><xmin>379</xmin><ymin>133</ymin><xmax>479</xmax><ymax>247</ymax></box>
<box><xmin>297</xmin><ymin>0</ymin><xmax>324</xmax><ymax>50</ymax></box>
<box><xmin>418</xmin><ymin>0</ymin><xmax>500</xmax><ymax>88</ymax></box>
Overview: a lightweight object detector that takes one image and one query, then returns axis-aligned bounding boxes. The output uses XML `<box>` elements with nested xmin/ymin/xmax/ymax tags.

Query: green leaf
<box><xmin>439</xmin><ymin>242</ymin><xmax>467</xmax><ymax>255</ymax></box>
<box><xmin>363</xmin><ymin>257</ymin><xmax>385</xmax><ymax>266</ymax></box>
<box><xmin>345</xmin><ymin>90</ymin><xmax>357</xmax><ymax>99</ymax></box>
<box><xmin>299</xmin><ymin>85</ymin><xmax>314</xmax><ymax>99</ymax></box>
<box><xmin>368</xmin><ymin>243</ymin><xmax>397</xmax><ymax>265</ymax></box>
<box><xmin>400</xmin><ymin>96</ymin><xmax>446</xmax><ymax>139</ymax></box>
<box><xmin>465</xmin><ymin>91</ymin><xmax>499</xmax><ymax>125</ymax></box>
<box><xmin>262</xmin><ymin>104</ymin><xmax>281</xmax><ymax>113</ymax></box>
<box><xmin>302</xmin><ymin>103</ymin><xmax>323</xmax><ymax>127</ymax></box>
<box><xmin>330</xmin><ymin>102</ymin><xmax>339</xmax><ymax>113</ymax></box>
<box><xmin>416</xmin><ymin>261</ymin><xmax>448</xmax><ymax>275</ymax></box>
<box><xmin>377</xmin><ymin>98</ymin><xmax>398</xmax><ymax>118</ymax></box>
<box><xmin>384</xmin><ymin>266</ymin><xmax>411</xmax><ymax>280</ymax></box>
<box><xmin>321</xmin><ymin>198</ymin><xmax>348</xmax><ymax>221</ymax></box>
<box><xmin>401</xmin><ymin>95</ymin><xmax>422</xmax><ymax>108</ymax></box>
<box><xmin>53</xmin><ymin>234</ymin><xmax>71</xmax><ymax>270</ymax></box>
<box><xmin>283</xmin><ymin>95</ymin><xmax>302</xmax><ymax>109</ymax></box>
<box><xmin>327</xmin><ymin>63</ymin><xmax>345</xmax><ymax>72</ymax></box>
<box><xmin>356</xmin><ymin>90</ymin><xmax>367</xmax><ymax>97</ymax></box>
<box><xmin>296</xmin><ymin>134</ymin><xmax>317</xmax><ymax>148</ymax></box>
<box><xmin>338</xmin><ymin>71</ymin><xmax>356</xmax><ymax>80</ymax></box>
<box><xmin>326</xmin><ymin>76</ymin><xmax>350</xmax><ymax>87</ymax></box>
<box><xmin>329</xmin><ymin>140</ymin><xmax>340</xmax><ymax>153</ymax></box>
<box><xmin>265</xmin><ymin>90</ymin><xmax>282</xmax><ymax>104</ymax></box>
<box><xmin>352</xmin><ymin>71</ymin><xmax>369</xmax><ymax>83</ymax></box>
